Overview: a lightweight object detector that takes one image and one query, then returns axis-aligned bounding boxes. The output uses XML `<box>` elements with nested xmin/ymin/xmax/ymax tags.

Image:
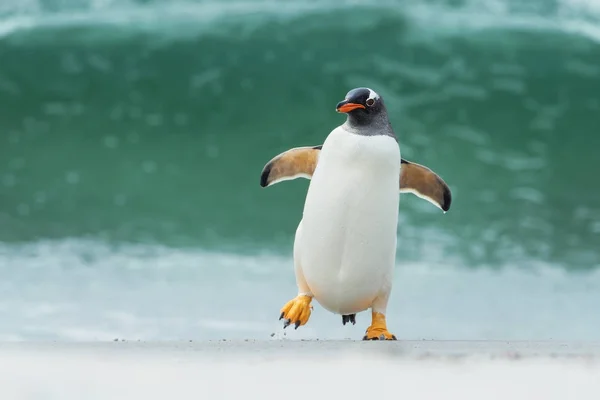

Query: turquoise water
<box><xmin>1</xmin><ymin>0</ymin><xmax>599</xmax><ymax>341</ymax></box>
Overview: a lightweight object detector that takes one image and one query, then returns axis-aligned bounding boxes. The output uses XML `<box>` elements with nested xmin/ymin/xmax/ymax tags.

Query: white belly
<box><xmin>297</xmin><ymin>126</ymin><xmax>400</xmax><ymax>315</ymax></box>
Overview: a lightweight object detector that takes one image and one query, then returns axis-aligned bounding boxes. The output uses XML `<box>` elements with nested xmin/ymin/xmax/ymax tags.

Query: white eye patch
<box><xmin>367</xmin><ymin>89</ymin><xmax>380</xmax><ymax>101</ymax></box>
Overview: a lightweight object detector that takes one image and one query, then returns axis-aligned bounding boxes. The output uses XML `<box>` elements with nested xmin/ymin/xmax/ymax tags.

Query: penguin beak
<box><xmin>336</xmin><ymin>100</ymin><xmax>366</xmax><ymax>113</ymax></box>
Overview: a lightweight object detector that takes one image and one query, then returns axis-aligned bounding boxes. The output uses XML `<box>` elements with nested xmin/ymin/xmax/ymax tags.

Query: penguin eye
<box><xmin>366</xmin><ymin>98</ymin><xmax>375</xmax><ymax>106</ymax></box>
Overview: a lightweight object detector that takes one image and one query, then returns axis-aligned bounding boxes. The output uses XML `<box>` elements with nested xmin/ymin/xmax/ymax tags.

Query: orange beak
<box><xmin>336</xmin><ymin>102</ymin><xmax>366</xmax><ymax>113</ymax></box>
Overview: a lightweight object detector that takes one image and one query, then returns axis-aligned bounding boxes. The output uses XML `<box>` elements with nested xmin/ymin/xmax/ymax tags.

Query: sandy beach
<box><xmin>2</xmin><ymin>340</ymin><xmax>600</xmax><ymax>399</ymax></box>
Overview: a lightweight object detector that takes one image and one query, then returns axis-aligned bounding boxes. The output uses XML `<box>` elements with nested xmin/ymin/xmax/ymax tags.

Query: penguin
<box><xmin>259</xmin><ymin>87</ymin><xmax>451</xmax><ymax>340</ymax></box>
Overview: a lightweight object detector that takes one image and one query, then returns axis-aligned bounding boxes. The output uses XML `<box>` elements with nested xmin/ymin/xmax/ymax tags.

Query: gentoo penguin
<box><xmin>259</xmin><ymin>87</ymin><xmax>451</xmax><ymax>340</ymax></box>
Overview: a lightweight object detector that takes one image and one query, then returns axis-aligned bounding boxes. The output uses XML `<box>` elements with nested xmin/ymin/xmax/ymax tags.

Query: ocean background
<box><xmin>0</xmin><ymin>0</ymin><xmax>599</xmax><ymax>341</ymax></box>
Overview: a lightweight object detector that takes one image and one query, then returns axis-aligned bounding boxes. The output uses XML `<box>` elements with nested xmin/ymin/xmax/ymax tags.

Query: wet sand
<box><xmin>2</xmin><ymin>340</ymin><xmax>600</xmax><ymax>399</ymax></box>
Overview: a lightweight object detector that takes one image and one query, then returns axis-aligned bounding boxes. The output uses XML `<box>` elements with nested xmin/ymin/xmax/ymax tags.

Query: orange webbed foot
<box><xmin>363</xmin><ymin>311</ymin><xmax>397</xmax><ymax>340</ymax></box>
<box><xmin>279</xmin><ymin>294</ymin><xmax>313</xmax><ymax>329</ymax></box>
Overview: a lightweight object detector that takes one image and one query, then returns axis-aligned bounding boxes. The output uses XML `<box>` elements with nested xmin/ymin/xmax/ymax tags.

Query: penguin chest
<box><xmin>298</xmin><ymin>128</ymin><xmax>400</xmax><ymax>314</ymax></box>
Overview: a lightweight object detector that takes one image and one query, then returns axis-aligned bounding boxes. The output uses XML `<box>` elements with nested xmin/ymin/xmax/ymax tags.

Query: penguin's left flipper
<box><xmin>260</xmin><ymin>145</ymin><xmax>322</xmax><ymax>188</ymax></box>
<box><xmin>400</xmin><ymin>159</ymin><xmax>452</xmax><ymax>212</ymax></box>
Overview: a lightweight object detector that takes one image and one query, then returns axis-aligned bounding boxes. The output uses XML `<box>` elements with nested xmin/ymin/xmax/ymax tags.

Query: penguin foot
<box><xmin>342</xmin><ymin>314</ymin><xmax>356</xmax><ymax>325</ymax></box>
<box><xmin>362</xmin><ymin>311</ymin><xmax>397</xmax><ymax>341</ymax></box>
<box><xmin>279</xmin><ymin>294</ymin><xmax>313</xmax><ymax>329</ymax></box>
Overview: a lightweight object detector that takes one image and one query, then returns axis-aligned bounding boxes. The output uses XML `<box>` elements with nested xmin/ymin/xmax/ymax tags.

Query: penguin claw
<box><xmin>361</xmin><ymin>333</ymin><xmax>397</xmax><ymax>341</ymax></box>
<box><xmin>279</xmin><ymin>295</ymin><xmax>313</xmax><ymax>330</ymax></box>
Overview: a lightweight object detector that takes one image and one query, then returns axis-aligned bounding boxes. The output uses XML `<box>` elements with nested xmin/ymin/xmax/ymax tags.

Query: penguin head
<box><xmin>335</xmin><ymin>87</ymin><xmax>388</xmax><ymax>126</ymax></box>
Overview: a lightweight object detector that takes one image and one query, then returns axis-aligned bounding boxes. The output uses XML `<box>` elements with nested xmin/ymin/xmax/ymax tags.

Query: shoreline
<box><xmin>3</xmin><ymin>339</ymin><xmax>600</xmax><ymax>360</ymax></box>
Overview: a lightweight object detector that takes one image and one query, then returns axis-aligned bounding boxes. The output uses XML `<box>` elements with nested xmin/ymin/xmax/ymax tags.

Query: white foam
<box><xmin>404</xmin><ymin>0</ymin><xmax>600</xmax><ymax>42</ymax></box>
<box><xmin>0</xmin><ymin>0</ymin><xmax>598</xmax><ymax>43</ymax></box>
<box><xmin>1</xmin><ymin>238</ymin><xmax>600</xmax><ymax>342</ymax></box>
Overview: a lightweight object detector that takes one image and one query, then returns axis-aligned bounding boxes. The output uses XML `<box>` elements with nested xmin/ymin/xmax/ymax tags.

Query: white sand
<box><xmin>2</xmin><ymin>340</ymin><xmax>600</xmax><ymax>400</ymax></box>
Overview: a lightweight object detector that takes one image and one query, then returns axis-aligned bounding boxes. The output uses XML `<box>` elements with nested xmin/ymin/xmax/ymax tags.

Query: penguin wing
<box><xmin>400</xmin><ymin>159</ymin><xmax>452</xmax><ymax>212</ymax></box>
<box><xmin>260</xmin><ymin>145</ymin><xmax>322</xmax><ymax>187</ymax></box>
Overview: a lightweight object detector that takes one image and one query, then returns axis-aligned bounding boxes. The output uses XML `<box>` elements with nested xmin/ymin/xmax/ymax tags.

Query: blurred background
<box><xmin>0</xmin><ymin>0</ymin><xmax>599</xmax><ymax>341</ymax></box>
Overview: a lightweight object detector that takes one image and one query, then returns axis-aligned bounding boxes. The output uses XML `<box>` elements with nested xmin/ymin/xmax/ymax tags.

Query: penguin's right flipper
<box><xmin>400</xmin><ymin>159</ymin><xmax>452</xmax><ymax>213</ymax></box>
<box><xmin>260</xmin><ymin>145</ymin><xmax>322</xmax><ymax>188</ymax></box>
